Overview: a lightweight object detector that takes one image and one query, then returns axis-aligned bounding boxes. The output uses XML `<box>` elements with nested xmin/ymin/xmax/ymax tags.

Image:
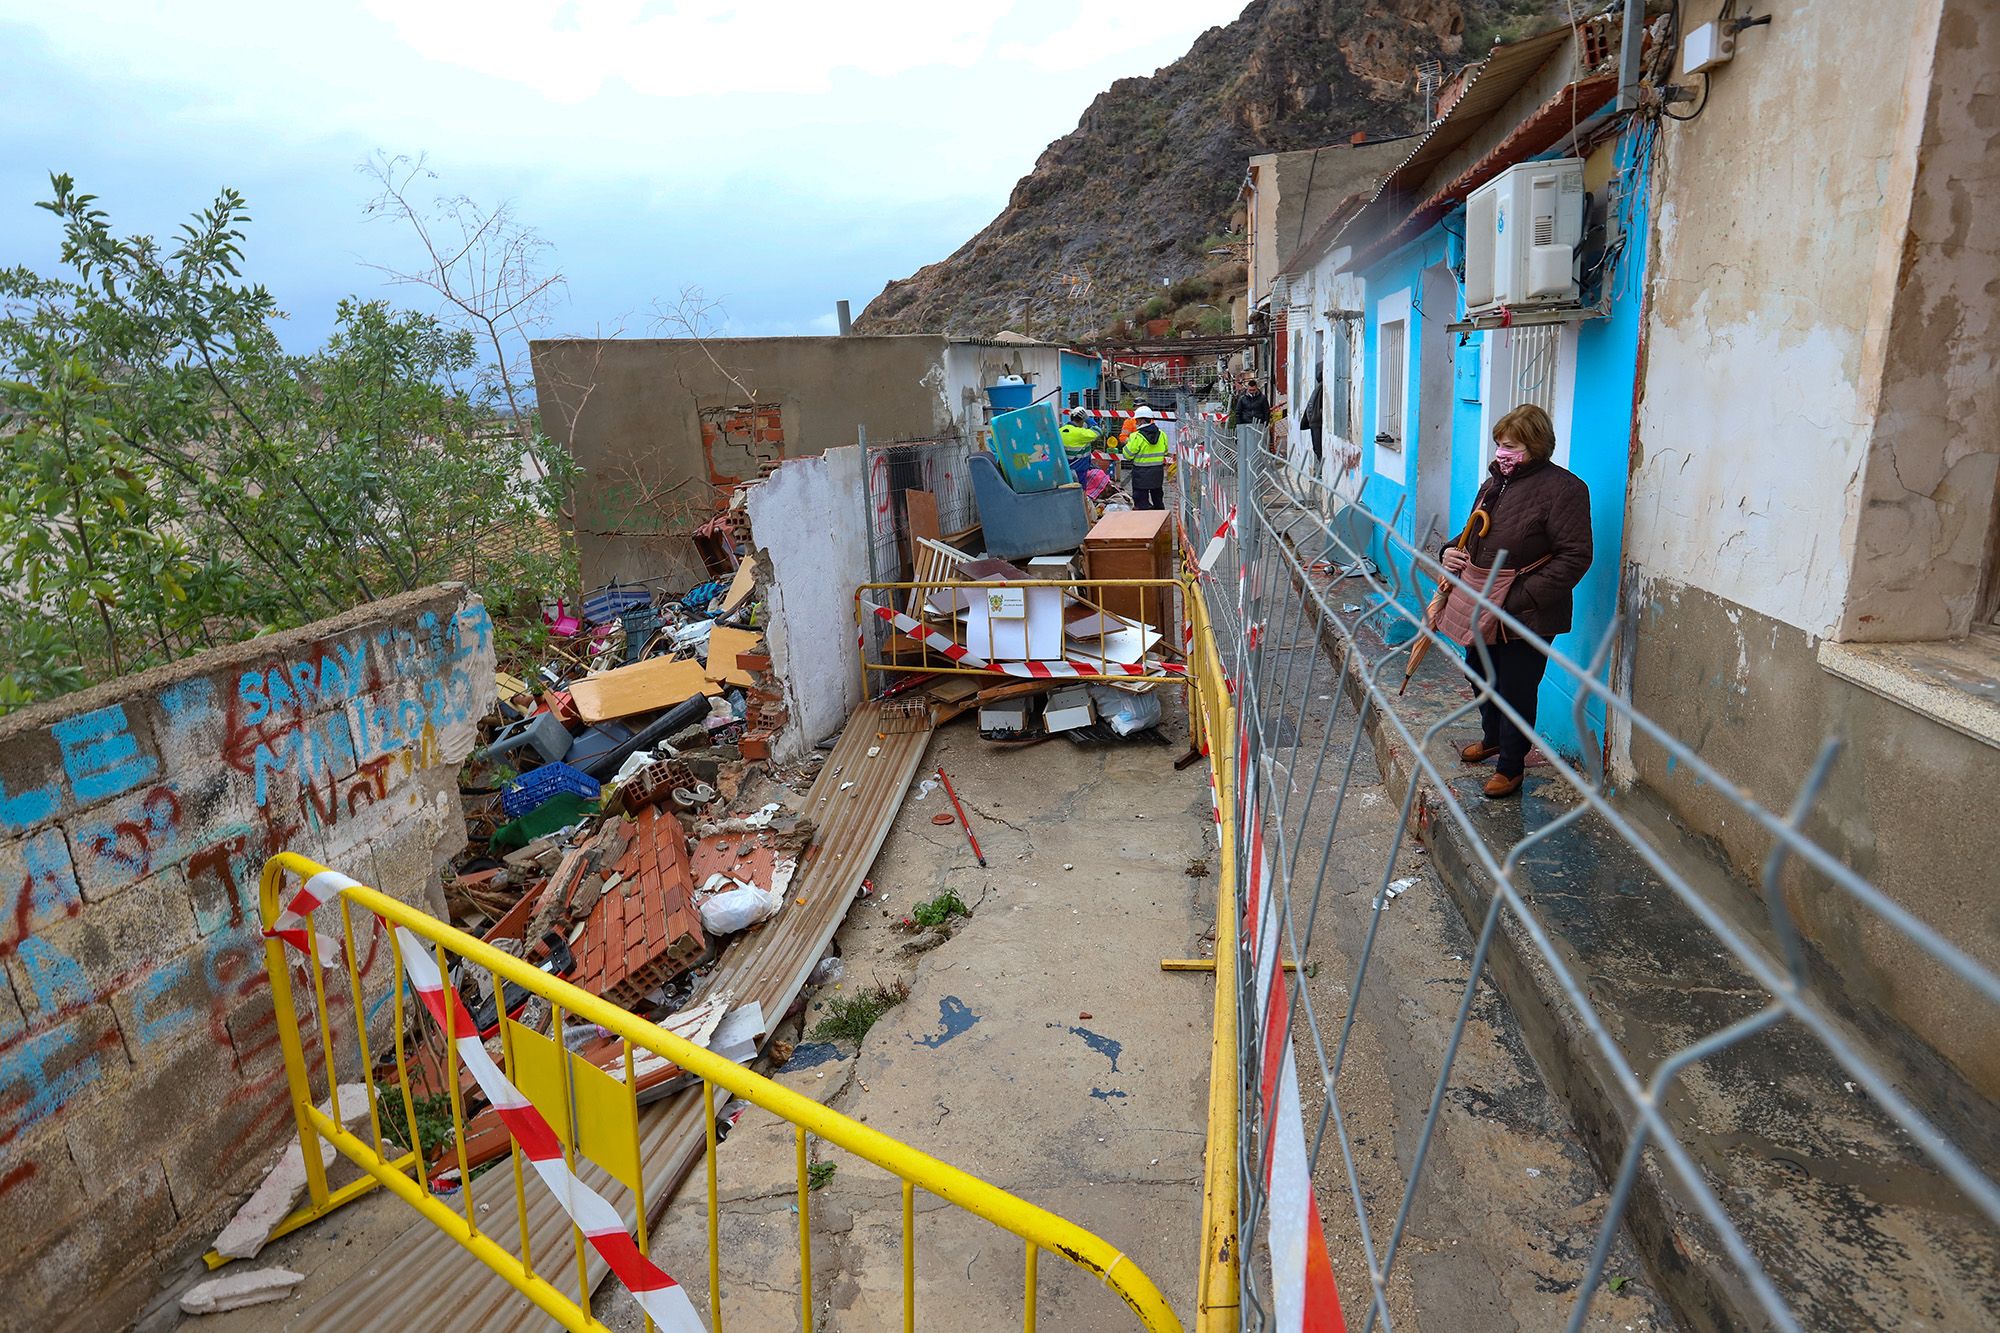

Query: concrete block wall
<box><xmin>0</xmin><ymin>585</ymin><xmax>495</xmax><ymax>1329</ymax></box>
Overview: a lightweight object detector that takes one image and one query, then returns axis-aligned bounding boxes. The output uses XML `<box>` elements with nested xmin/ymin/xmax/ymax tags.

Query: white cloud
<box><xmin>361</xmin><ymin>0</ymin><xmax>1006</xmax><ymax>102</ymax></box>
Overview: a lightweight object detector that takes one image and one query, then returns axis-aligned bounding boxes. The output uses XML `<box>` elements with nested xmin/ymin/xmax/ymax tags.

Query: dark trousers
<box><xmin>1466</xmin><ymin>638</ymin><xmax>1548</xmax><ymax>777</ymax></box>
<box><xmin>1069</xmin><ymin>454</ymin><xmax>1093</xmax><ymax>486</ymax></box>
<box><xmin>1132</xmin><ymin>464</ymin><xmax>1165</xmax><ymax>510</ymax></box>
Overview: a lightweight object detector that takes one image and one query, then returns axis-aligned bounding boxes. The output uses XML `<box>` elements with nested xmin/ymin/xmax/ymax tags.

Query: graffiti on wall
<box><xmin>0</xmin><ymin>604</ymin><xmax>491</xmax><ymax>1181</ymax></box>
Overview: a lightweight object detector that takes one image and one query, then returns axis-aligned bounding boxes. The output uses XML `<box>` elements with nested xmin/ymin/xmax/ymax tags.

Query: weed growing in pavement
<box><xmin>810</xmin><ymin>978</ymin><xmax>912</xmax><ymax>1045</ymax></box>
<box><xmin>906</xmin><ymin>890</ymin><xmax>971</xmax><ymax>930</ymax></box>
<box><xmin>808</xmin><ymin>1161</ymin><xmax>837</xmax><ymax>1191</ymax></box>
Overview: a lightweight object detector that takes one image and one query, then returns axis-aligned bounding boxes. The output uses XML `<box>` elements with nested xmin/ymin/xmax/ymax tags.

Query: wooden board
<box><xmin>569</xmin><ymin>656</ymin><xmax>719</xmax><ymax>723</ymax></box>
<box><xmin>905</xmin><ymin>488</ymin><xmax>942</xmax><ymax>547</ymax></box>
<box><xmin>704</xmin><ymin>626</ymin><xmax>763</xmax><ymax>687</ymax></box>
<box><xmin>1086</xmin><ymin>509</ymin><xmax>1171</xmax><ymax>543</ymax></box>
<box><xmin>720</xmin><ymin>562</ymin><xmax>756</xmax><ymax>612</ymax></box>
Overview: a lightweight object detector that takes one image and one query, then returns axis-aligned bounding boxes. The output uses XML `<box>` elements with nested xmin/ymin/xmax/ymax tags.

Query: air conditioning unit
<box><xmin>1463</xmin><ymin>158</ymin><xmax>1585</xmax><ymax>317</ymax></box>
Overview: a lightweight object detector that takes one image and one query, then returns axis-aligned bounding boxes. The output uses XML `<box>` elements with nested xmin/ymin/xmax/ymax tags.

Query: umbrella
<box><xmin>1399</xmin><ymin>509</ymin><xmax>1489</xmax><ymax>695</ymax></box>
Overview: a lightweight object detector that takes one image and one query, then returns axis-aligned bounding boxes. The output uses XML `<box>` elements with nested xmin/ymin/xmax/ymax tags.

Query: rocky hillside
<box><xmin>856</xmin><ymin>0</ymin><xmax>1565</xmax><ymax>340</ymax></box>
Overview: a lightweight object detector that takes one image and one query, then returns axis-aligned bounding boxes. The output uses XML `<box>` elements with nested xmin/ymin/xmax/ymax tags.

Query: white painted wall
<box><xmin>1624</xmin><ymin>0</ymin><xmax>1941</xmax><ymax>640</ymax></box>
<box><xmin>745</xmin><ymin>445</ymin><xmax>872</xmax><ymax>760</ymax></box>
<box><xmin>942</xmin><ymin>342</ymin><xmax>1067</xmax><ymax>449</ymax></box>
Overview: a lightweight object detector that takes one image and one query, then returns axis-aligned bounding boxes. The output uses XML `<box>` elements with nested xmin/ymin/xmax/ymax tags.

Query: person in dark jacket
<box><xmin>1230</xmin><ymin>378</ymin><xmax>1271</xmax><ymax>429</ymax></box>
<box><xmin>1440</xmin><ymin>403</ymin><xmax>1592</xmax><ymax>798</ymax></box>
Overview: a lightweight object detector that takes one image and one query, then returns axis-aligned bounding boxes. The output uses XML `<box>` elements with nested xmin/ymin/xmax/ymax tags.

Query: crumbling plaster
<box><xmin>1625</xmin><ymin>0</ymin><xmax>1953</xmax><ymax>640</ymax></box>
<box><xmin>744</xmin><ymin>446</ymin><xmax>871</xmax><ymax>763</ymax></box>
<box><xmin>1839</xmin><ymin>0</ymin><xmax>2000</xmax><ymax>641</ymax></box>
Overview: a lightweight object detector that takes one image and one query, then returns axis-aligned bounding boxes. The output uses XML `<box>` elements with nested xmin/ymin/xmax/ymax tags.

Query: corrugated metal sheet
<box><xmin>299</xmin><ymin>702</ymin><xmax>934</xmax><ymax>1329</ymax></box>
<box><xmin>1365</xmin><ymin>24</ymin><xmax>1573</xmax><ymax>210</ymax></box>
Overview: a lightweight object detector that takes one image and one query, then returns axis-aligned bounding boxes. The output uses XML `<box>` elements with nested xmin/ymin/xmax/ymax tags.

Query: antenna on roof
<box><xmin>1416</xmin><ymin>60</ymin><xmax>1443</xmax><ymax>124</ymax></box>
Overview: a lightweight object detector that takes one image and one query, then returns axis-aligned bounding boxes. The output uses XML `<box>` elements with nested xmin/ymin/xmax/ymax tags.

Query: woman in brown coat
<box><xmin>1439</xmin><ymin>403</ymin><xmax>1592</xmax><ymax>798</ymax></box>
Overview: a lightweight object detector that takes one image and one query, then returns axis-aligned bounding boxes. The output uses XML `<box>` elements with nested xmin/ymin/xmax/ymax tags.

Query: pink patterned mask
<box><xmin>1494</xmin><ymin>444</ymin><xmax>1529</xmax><ymax>474</ymax></box>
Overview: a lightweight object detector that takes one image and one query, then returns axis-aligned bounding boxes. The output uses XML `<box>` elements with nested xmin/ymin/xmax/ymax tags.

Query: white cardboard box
<box><xmin>978</xmin><ymin>697</ymin><xmax>1032</xmax><ymax>734</ymax></box>
<box><xmin>962</xmin><ymin>580</ymin><xmax>1065</xmax><ymax>660</ymax></box>
<box><xmin>1043</xmin><ymin>686</ymin><xmax>1095</xmax><ymax>733</ymax></box>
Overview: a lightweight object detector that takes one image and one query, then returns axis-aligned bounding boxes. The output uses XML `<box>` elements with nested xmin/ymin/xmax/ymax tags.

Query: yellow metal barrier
<box><xmin>1183</xmin><ymin>578</ymin><xmax>1241</xmax><ymax>1333</ymax></box>
<box><xmin>856</xmin><ymin>577</ymin><xmax>1191</xmax><ymax>696</ymax></box>
<box><xmin>245</xmin><ymin>850</ymin><xmax>1183</xmax><ymax>1331</ymax></box>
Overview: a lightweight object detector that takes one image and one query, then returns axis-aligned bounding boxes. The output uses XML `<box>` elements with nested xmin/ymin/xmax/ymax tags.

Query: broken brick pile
<box><xmin>738</xmin><ymin>647</ymin><xmax>786</xmax><ymax>763</ymax></box>
<box><xmin>571</xmin><ymin>806</ymin><xmax>708</xmax><ymax>1009</ymax></box>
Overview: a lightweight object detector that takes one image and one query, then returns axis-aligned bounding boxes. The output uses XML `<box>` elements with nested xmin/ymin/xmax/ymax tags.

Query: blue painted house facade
<box><xmin>1279</xmin><ymin>17</ymin><xmax>1652</xmax><ymax>764</ymax></box>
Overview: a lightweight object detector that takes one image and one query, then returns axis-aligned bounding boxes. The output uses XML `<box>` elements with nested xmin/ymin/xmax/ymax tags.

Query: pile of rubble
<box><xmin>189</xmin><ymin>560</ymin><xmax>851</xmax><ymax>1305</ymax></box>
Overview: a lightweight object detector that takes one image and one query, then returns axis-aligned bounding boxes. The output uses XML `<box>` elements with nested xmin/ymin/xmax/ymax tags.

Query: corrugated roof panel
<box><xmin>1339</xmin><ymin>20</ymin><xmax>1577</xmax><ymax>247</ymax></box>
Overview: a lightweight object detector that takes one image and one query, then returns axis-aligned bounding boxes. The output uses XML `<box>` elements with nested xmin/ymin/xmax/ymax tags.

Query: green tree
<box><xmin>0</xmin><ymin>174</ymin><xmax>577</xmax><ymax>712</ymax></box>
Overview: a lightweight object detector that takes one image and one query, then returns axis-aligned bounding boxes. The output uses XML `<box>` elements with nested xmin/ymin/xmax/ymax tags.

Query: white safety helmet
<box><xmin>1134</xmin><ymin>405</ymin><xmax>1156</xmax><ymax>421</ymax></box>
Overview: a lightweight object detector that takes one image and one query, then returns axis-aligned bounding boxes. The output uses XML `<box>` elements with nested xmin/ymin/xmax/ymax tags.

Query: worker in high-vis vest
<box><xmin>1059</xmin><ymin>409</ymin><xmax>1102</xmax><ymax>487</ymax></box>
<box><xmin>1121</xmin><ymin>405</ymin><xmax>1170</xmax><ymax>511</ymax></box>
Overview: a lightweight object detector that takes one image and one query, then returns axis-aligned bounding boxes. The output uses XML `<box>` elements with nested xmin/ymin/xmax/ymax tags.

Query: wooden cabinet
<box><xmin>1083</xmin><ymin>510</ymin><xmax>1175</xmax><ymax>626</ymax></box>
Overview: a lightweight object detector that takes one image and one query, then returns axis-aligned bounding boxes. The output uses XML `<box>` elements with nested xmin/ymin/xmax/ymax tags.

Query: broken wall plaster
<box><xmin>1628</xmin><ymin>0</ymin><xmax>1978</xmax><ymax>641</ymax></box>
<box><xmin>744</xmin><ymin>446</ymin><xmax>872</xmax><ymax>763</ymax></box>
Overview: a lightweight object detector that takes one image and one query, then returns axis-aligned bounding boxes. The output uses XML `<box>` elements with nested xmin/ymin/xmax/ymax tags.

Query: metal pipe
<box><xmin>836</xmin><ymin>299</ymin><xmax>852</xmax><ymax>334</ymax></box>
<box><xmin>1616</xmin><ymin>0</ymin><xmax>1645</xmax><ymax>112</ymax></box>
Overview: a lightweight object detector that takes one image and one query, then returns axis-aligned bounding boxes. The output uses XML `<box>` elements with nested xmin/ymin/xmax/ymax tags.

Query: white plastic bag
<box><xmin>1087</xmin><ymin>685</ymin><xmax>1162</xmax><ymax>736</ymax></box>
<box><xmin>700</xmin><ymin>883</ymin><xmax>785</xmax><ymax>935</ymax></box>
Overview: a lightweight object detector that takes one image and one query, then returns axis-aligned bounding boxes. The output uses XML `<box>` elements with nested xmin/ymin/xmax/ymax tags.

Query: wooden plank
<box><xmin>905</xmin><ymin>488</ymin><xmax>942</xmax><ymax>547</ymax></box>
<box><xmin>704</xmin><ymin>626</ymin><xmax>763</xmax><ymax>687</ymax></box>
<box><xmin>720</xmin><ymin>562</ymin><xmax>756</xmax><ymax>612</ymax></box>
<box><xmin>569</xmin><ymin>656</ymin><xmax>718</xmax><ymax>723</ymax></box>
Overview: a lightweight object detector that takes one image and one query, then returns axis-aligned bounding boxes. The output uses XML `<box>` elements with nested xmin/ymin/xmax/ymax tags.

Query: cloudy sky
<box><xmin>0</xmin><ymin>0</ymin><xmax>1230</xmax><ymax>349</ymax></box>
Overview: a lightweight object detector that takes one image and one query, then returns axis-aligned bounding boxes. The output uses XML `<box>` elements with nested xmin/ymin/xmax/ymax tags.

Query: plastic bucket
<box><xmin>984</xmin><ymin>382</ymin><xmax>1035</xmax><ymax>411</ymax></box>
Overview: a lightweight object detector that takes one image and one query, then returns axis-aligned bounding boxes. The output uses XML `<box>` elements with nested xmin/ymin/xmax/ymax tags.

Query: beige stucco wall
<box><xmin>1620</xmin><ymin>0</ymin><xmax>2000</xmax><ymax>1101</ymax></box>
<box><xmin>532</xmin><ymin>335</ymin><xmax>957</xmax><ymax>589</ymax></box>
<box><xmin>1838</xmin><ymin>0</ymin><xmax>2000</xmax><ymax>641</ymax></box>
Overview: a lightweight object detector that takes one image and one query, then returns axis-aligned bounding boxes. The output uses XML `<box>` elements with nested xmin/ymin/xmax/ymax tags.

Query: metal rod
<box><xmin>936</xmin><ymin>765</ymin><xmax>986</xmax><ymax>867</ymax></box>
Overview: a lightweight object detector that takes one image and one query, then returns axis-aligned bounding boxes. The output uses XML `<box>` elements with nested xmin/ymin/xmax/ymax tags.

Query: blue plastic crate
<box><xmin>502</xmin><ymin>762</ymin><xmax>602</xmax><ymax>818</ymax></box>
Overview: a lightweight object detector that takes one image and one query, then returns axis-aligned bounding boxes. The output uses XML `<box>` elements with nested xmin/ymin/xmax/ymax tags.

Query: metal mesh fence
<box><xmin>1177</xmin><ymin>413</ymin><xmax>2000</xmax><ymax>1331</ymax></box>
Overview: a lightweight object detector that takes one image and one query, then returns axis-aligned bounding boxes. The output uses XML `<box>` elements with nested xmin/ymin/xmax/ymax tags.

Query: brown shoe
<box><xmin>1483</xmin><ymin>771</ymin><xmax>1524</xmax><ymax>798</ymax></box>
<box><xmin>1460</xmin><ymin>741</ymin><xmax>1501</xmax><ymax>764</ymax></box>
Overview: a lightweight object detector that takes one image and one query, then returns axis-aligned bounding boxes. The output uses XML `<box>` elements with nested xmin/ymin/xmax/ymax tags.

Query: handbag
<box><xmin>1433</xmin><ymin>555</ymin><xmax>1548</xmax><ymax>645</ymax></box>
<box><xmin>1420</xmin><ymin>509</ymin><xmax>1489</xmax><ymax>631</ymax></box>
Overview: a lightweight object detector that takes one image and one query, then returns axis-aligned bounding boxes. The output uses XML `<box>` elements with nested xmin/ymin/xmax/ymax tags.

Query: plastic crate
<box><xmin>502</xmin><ymin>762</ymin><xmax>602</xmax><ymax>818</ymax></box>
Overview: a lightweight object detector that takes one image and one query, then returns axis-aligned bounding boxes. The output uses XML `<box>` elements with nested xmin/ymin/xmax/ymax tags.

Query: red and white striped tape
<box><xmin>1198</xmin><ymin>506</ymin><xmax>1237</xmax><ymax>573</ymax></box>
<box><xmin>864</xmin><ymin>599</ymin><xmax>1186</xmax><ymax>679</ymax></box>
<box><xmin>265</xmin><ymin>874</ymin><xmax>702</xmax><ymax>1331</ymax></box>
<box><xmin>1239</xmin><ymin>771</ymin><xmax>1345</xmax><ymax>1332</ymax></box>
<box><xmin>393</xmin><ymin>930</ymin><xmax>704</xmax><ymax>1331</ymax></box>
<box><xmin>266</xmin><ymin>868</ymin><xmax>357</xmax><ymax>967</ymax></box>
<box><xmin>1078</xmin><ymin>408</ymin><xmax>1226</xmax><ymax>424</ymax></box>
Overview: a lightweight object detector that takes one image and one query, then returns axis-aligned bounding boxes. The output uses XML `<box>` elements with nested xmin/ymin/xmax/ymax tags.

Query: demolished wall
<box><xmin>744</xmin><ymin>445</ymin><xmax>873</xmax><ymax>762</ymax></box>
<box><xmin>0</xmin><ymin>585</ymin><xmax>496</xmax><ymax>1327</ymax></box>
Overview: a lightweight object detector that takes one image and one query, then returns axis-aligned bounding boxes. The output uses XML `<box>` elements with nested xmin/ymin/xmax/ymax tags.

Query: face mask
<box><xmin>1494</xmin><ymin>444</ymin><xmax>1529</xmax><ymax>474</ymax></box>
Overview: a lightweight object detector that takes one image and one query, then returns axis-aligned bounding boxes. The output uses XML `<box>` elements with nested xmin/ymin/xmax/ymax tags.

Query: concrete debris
<box><xmin>179</xmin><ymin>1267</ymin><xmax>305</xmax><ymax>1315</ymax></box>
<box><xmin>211</xmin><ymin>1083</ymin><xmax>372</xmax><ymax>1259</ymax></box>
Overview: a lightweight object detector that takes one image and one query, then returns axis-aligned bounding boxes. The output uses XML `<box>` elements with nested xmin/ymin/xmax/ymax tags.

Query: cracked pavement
<box><xmin>598</xmin><ymin>712</ymin><xmax>1215</xmax><ymax>1330</ymax></box>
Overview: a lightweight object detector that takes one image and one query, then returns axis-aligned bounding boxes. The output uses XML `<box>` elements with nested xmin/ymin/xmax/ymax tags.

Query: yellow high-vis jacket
<box><xmin>1060</xmin><ymin>422</ymin><xmax>1102</xmax><ymax>456</ymax></box>
<box><xmin>1122</xmin><ymin>423</ymin><xmax>1169</xmax><ymax>467</ymax></box>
